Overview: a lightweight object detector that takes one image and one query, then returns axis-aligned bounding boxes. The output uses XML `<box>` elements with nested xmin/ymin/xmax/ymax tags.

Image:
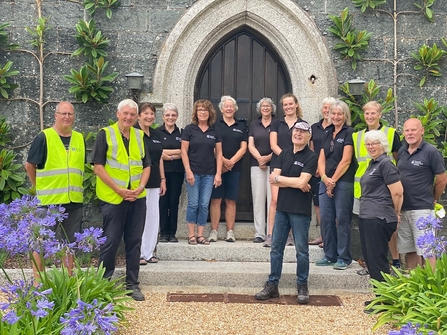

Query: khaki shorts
<box><xmin>398</xmin><ymin>209</ymin><xmax>433</xmax><ymax>255</ymax></box>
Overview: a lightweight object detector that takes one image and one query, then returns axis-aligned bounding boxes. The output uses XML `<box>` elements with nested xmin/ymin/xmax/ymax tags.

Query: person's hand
<box><xmin>214</xmin><ymin>174</ymin><xmax>222</xmax><ymax>188</ymax></box>
<box><xmin>269</xmin><ymin>172</ymin><xmax>279</xmax><ymax>184</ymax></box>
<box><xmin>223</xmin><ymin>158</ymin><xmax>234</xmax><ymax>171</ymax></box>
<box><xmin>257</xmin><ymin>155</ymin><xmax>269</xmax><ymax>167</ymax></box>
<box><xmin>259</xmin><ymin>163</ymin><xmax>267</xmax><ymax>170</ymax></box>
<box><xmin>186</xmin><ymin>171</ymin><xmax>194</xmax><ymax>185</ymax></box>
<box><xmin>160</xmin><ymin>180</ymin><xmax>167</xmax><ymax>196</ymax></box>
<box><xmin>300</xmin><ymin>183</ymin><xmax>311</xmax><ymax>192</ymax></box>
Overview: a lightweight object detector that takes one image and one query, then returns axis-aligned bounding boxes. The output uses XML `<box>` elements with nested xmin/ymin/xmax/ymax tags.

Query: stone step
<box><xmin>156</xmin><ymin>240</ymin><xmax>325</xmax><ymax>263</ymax></box>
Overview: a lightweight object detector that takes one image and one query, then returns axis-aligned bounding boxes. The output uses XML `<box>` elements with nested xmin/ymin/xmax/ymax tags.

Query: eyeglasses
<box><xmin>197</xmin><ymin>109</ymin><xmax>209</xmax><ymax>114</ymax></box>
<box><xmin>56</xmin><ymin>112</ymin><xmax>74</xmax><ymax>117</ymax></box>
<box><xmin>365</xmin><ymin>142</ymin><xmax>380</xmax><ymax>148</ymax></box>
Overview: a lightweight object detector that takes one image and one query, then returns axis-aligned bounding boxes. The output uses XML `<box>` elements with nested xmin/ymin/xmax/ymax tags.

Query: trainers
<box><xmin>286</xmin><ymin>234</ymin><xmax>294</xmax><ymax>246</ymax></box>
<box><xmin>169</xmin><ymin>236</ymin><xmax>178</xmax><ymax>243</ymax></box>
<box><xmin>208</xmin><ymin>229</ymin><xmax>218</xmax><ymax>242</ymax></box>
<box><xmin>357</xmin><ymin>267</ymin><xmax>369</xmax><ymax>276</ymax></box>
<box><xmin>225</xmin><ymin>230</ymin><xmax>235</xmax><ymax>242</ymax></box>
<box><xmin>159</xmin><ymin>235</ymin><xmax>169</xmax><ymax>243</ymax></box>
<box><xmin>255</xmin><ymin>281</ymin><xmax>279</xmax><ymax>300</ymax></box>
<box><xmin>263</xmin><ymin>235</ymin><xmax>272</xmax><ymax>247</ymax></box>
<box><xmin>128</xmin><ymin>287</ymin><xmax>145</xmax><ymax>301</ymax></box>
<box><xmin>333</xmin><ymin>261</ymin><xmax>348</xmax><ymax>270</ymax></box>
<box><xmin>253</xmin><ymin>236</ymin><xmax>264</xmax><ymax>243</ymax></box>
<box><xmin>297</xmin><ymin>284</ymin><xmax>310</xmax><ymax>304</ymax></box>
<box><xmin>315</xmin><ymin>257</ymin><xmax>335</xmax><ymax>266</ymax></box>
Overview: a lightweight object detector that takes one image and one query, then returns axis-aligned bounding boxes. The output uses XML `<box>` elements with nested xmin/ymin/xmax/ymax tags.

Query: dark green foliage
<box><xmin>73</xmin><ymin>20</ymin><xmax>110</xmax><ymax>62</ymax></box>
<box><xmin>411</xmin><ymin>43</ymin><xmax>446</xmax><ymax>87</ymax></box>
<box><xmin>351</xmin><ymin>0</ymin><xmax>387</xmax><ymax>13</ymax></box>
<box><xmin>82</xmin><ymin>0</ymin><xmax>120</xmax><ymax>19</ymax></box>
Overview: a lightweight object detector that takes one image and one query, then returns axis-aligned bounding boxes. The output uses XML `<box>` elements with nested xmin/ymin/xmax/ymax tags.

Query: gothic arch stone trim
<box><xmin>147</xmin><ymin>0</ymin><xmax>337</xmax><ymax>125</ymax></box>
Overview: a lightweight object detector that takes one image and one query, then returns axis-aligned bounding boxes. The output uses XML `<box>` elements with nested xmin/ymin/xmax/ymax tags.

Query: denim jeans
<box><xmin>268</xmin><ymin>210</ymin><xmax>311</xmax><ymax>285</ymax></box>
<box><xmin>185</xmin><ymin>174</ymin><xmax>214</xmax><ymax>226</ymax></box>
<box><xmin>319</xmin><ymin>181</ymin><xmax>353</xmax><ymax>265</ymax></box>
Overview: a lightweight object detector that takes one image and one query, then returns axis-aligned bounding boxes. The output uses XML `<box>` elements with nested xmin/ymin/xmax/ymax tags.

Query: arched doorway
<box><xmin>194</xmin><ymin>27</ymin><xmax>292</xmax><ymax>221</ymax></box>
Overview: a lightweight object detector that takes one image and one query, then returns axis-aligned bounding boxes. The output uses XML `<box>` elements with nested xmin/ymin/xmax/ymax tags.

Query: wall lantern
<box><xmin>347</xmin><ymin>78</ymin><xmax>366</xmax><ymax>97</ymax></box>
<box><xmin>125</xmin><ymin>72</ymin><xmax>144</xmax><ymax>103</ymax></box>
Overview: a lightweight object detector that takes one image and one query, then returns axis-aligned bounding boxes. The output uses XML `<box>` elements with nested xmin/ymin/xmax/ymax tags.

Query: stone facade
<box><xmin>1</xmin><ymin>0</ymin><xmax>447</xmax><ymax>235</ymax></box>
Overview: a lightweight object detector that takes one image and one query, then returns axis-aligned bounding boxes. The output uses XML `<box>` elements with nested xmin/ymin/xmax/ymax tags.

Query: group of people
<box><xmin>25</xmin><ymin>95</ymin><xmax>447</xmax><ymax>305</ymax></box>
<box><xmin>254</xmin><ymin>96</ymin><xmax>447</xmax><ymax>310</ymax></box>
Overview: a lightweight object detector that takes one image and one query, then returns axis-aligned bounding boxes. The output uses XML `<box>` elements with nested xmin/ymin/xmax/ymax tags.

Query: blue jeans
<box><xmin>185</xmin><ymin>174</ymin><xmax>214</xmax><ymax>226</ymax></box>
<box><xmin>319</xmin><ymin>181</ymin><xmax>353</xmax><ymax>265</ymax></box>
<box><xmin>268</xmin><ymin>210</ymin><xmax>311</xmax><ymax>285</ymax></box>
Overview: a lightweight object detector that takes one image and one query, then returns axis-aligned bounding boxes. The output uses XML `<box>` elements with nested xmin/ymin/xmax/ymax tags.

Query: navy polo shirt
<box><xmin>359</xmin><ymin>153</ymin><xmax>400</xmax><ymax>222</ymax></box>
<box><xmin>275</xmin><ymin>145</ymin><xmax>318</xmax><ymax>216</ymax></box>
<box><xmin>397</xmin><ymin>141</ymin><xmax>446</xmax><ymax>210</ymax></box>
<box><xmin>215</xmin><ymin>118</ymin><xmax>248</xmax><ymax>172</ymax></box>
<box><xmin>270</xmin><ymin>118</ymin><xmax>303</xmax><ymax>167</ymax></box>
<box><xmin>311</xmin><ymin>119</ymin><xmax>329</xmax><ymax>153</ymax></box>
<box><xmin>157</xmin><ymin>124</ymin><xmax>184</xmax><ymax>173</ymax></box>
<box><xmin>181</xmin><ymin>123</ymin><xmax>222</xmax><ymax>175</ymax></box>
<box><xmin>320</xmin><ymin>123</ymin><xmax>356</xmax><ymax>182</ymax></box>
<box><xmin>248</xmin><ymin>117</ymin><xmax>273</xmax><ymax>167</ymax></box>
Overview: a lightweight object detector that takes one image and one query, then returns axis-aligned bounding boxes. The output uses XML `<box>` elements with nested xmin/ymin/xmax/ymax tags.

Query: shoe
<box><xmin>159</xmin><ymin>235</ymin><xmax>169</xmax><ymax>243</ymax></box>
<box><xmin>357</xmin><ymin>268</ymin><xmax>369</xmax><ymax>276</ymax></box>
<box><xmin>315</xmin><ymin>257</ymin><xmax>335</xmax><ymax>266</ymax></box>
<box><xmin>197</xmin><ymin>236</ymin><xmax>210</xmax><ymax>245</ymax></box>
<box><xmin>253</xmin><ymin>237</ymin><xmax>264</xmax><ymax>243</ymax></box>
<box><xmin>225</xmin><ymin>230</ymin><xmax>236</xmax><ymax>242</ymax></box>
<box><xmin>139</xmin><ymin>258</ymin><xmax>147</xmax><ymax>266</ymax></box>
<box><xmin>308</xmin><ymin>236</ymin><xmax>323</xmax><ymax>245</ymax></box>
<box><xmin>188</xmin><ymin>236</ymin><xmax>197</xmax><ymax>245</ymax></box>
<box><xmin>286</xmin><ymin>234</ymin><xmax>294</xmax><ymax>246</ymax></box>
<box><xmin>255</xmin><ymin>281</ymin><xmax>279</xmax><ymax>300</ymax></box>
<box><xmin>297</xmin><ymin>284</ymin><xmax>310</xmax><ymax>304</ymax></box>
<box><xmin>169</xmin><ymin>236</ymin><xmax>178</xmax><ymax>243</ymax></box>
<box><xmin>128</xmin><ymin>287</ymin><xmax>145</xmax><ymax>301</ymax></box>
<box><xmin>208</xmin><ymin>230</ymin><xmax>218</xmax><ymax>242</ymax></box>
<box><xmin>147</xmin><ymin>256</ymin><xmax>158</xmax><ymax>263</ymax></box>
<box><xmin>333</xmin><ymin>261</ymin><xmax>348</xmax><ymax>270</ymax></box>
<box><xmin>364</xmin><ymin>300</ymin><xmax>373</xmax><ymax>306</ymax></box>
<box><xmin>263</xmin><ymin>235</ymin><xmax>272</xmax><ymax>247</ymax></box>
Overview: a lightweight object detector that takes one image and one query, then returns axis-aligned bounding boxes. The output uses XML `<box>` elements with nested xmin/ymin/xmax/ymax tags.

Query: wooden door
<box><xmin>195</xmin><ymin>27</ymin><xmax>292</xmax><ymax>221</ymax></box>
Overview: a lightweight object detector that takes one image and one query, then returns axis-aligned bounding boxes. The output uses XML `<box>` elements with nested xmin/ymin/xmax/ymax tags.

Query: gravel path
<box><xmin>117</xmin><ymin>290</ymin><xmax>393</xmax><ymax>335</ymax></box>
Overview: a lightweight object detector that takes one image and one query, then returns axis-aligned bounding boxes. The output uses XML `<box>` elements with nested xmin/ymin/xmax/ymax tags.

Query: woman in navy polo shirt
<box><xmin>181</xmin><ymin>99</ymin><xmax>223</xmax><ymax>245</ymax></box>
<box><xmin>158</xmin><ymin>103</ymin><xmax>184</xmax><ymax>243</ymax></box>
<box><xmin>208</xmin><ymin>96</ymin><xmax>248</xmax><ymax>243</ymax></box>
<box><xmin>267</xmin><ymin>93</ymin><xmax>303</xmax><ymax>247</ymax></box>
<box><xmin>316</xmin><ymin>99</ymin><xmax>356</xmax><ymax>270</ymax></box>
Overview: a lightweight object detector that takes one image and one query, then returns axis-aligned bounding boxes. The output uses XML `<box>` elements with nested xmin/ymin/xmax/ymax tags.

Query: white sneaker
<box><xmin>225</xmin><ymin>230</ymin><xmax>236</xmax><ymax>242</ymax></box>
<box><xmin>208</xmin><ymin>229</ymin><xmax>218</xmax><ymax>242</ymax></box>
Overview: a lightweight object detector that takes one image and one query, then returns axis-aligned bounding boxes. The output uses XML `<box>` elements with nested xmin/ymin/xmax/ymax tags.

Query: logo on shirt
<box><xmin>294</xmin><ymin>161</ymin><xmax>304</xmax><ymax>167</ymax></box>
<box><xmin>175</xmin><ymin>137</ymin><xmax>181</xmax><ymax>141</ymax></box>
<box><xmin>232</xmin><ymin>128</ymin><xmax>243</xmax><ymax>133</ymax></box>
<box><xmin>207</xmin><ymin>135</ymin><xmax>216</xmax><ymax>140</ymax></box>
<box><xmin>336</xmin><ymin>138</ymin><xmax>345</xmax><ymax>144</ymax></box>
<box><xmin>152</xmin><ymin>140</ymin><xmax>161</xmax><ymax>144</ymax></box>
<box><xmin>368</xmin><ymin>168</ymin><xmax>377</xmax><ymax>175</ymax></box>
<box><xmin>411</xmin><ymin>160</ymin><xmax>423</xmax><ymax>166</ymax></box>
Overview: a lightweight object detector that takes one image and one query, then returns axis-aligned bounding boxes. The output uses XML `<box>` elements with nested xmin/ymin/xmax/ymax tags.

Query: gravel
<box><xmin>117</xmin><ymin>289</ymin><xmax>393</xmax><ymax>335</ymax></box>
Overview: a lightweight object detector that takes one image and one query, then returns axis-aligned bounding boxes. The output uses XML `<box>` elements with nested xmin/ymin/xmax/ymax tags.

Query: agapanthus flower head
<box><xmin>388</xmin><ymin>322</ymin><xmax>435</xmax><ymax>335</ymax></box>
<box><xmin>74</xmin><ymin>227</ymin><xmax>107</xmax><ymax>253</ymax></box>
<box><xmin>416</xmin><ymin>213</ymin><xmax>446</xmax><ymax>259</ymax></box>
<box><xmin>416</xmin><ymin>214</ymin><xmax>442</xmax><ymax>230</ymax></box>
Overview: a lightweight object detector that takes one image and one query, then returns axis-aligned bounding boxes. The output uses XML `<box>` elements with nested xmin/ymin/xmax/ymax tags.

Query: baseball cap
<box><xmin>293</xmin><ymin>121</ymin><xmax>312</xmax><ymax>133</ymax></box>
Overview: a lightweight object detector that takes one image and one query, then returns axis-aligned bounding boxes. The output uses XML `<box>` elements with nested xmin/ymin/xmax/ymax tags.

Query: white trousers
<box><xmin>250</xmin><ymin>166</ymin><xmax>271</xmax><ymax>238</ymax></box>
<box><xmin>140</xmin><ymin>188</ymin><xmax>160</xmax><ymax>260</ymax></box>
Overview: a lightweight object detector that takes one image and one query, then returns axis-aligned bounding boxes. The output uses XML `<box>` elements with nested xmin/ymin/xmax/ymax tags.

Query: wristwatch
<box><xmin>274</xmin><ymin>175</ymin><xmax>279</xmax><ymax>182</ymax></box>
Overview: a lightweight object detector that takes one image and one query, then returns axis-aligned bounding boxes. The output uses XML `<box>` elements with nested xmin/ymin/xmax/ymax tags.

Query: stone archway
<box><xmin>144</xmin><ymin>0</ymin><xmax>338</xmax><ymax>126</ymax></box>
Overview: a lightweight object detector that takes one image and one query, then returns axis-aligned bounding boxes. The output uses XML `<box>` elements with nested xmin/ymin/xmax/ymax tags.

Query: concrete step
<box><xmin>156</xmin><ymin>240</ymin><xmax>325</xmax><ymax>263</ymax></box>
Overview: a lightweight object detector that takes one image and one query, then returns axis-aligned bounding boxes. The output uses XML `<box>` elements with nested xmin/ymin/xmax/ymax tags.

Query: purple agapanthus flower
<box><xmin>388</xmin><ymin>322</ymin><xmax>434</xmax><ymax>335</ymax></box>
<box><xmin>60</xmin><ymin>299</ymin><xmax>118</xmax><ymax>335</ymax></box>
<box><xmin>416</xmin><ymin>214</ymin><xmax>443</xmax><ymax>230</ymax></box>
<box><xmin>74</xmin><ymin>227</ymin><xmax>107</xmax><ymax>253</ymax></box>
<box><xmin>416</xmin><ymin>214</ymin><xmax>447</xmax><ymax>259</ymax></box>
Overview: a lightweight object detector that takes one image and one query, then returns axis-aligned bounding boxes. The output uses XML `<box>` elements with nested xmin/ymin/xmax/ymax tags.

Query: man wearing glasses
<box><xmin>25</xmin><ymin>101</ymin><xmax>86</xmax><ymax>279</ymax></box>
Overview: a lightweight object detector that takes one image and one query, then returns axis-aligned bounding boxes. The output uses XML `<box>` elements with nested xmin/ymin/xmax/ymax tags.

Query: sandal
<box><xmin>147</xmin><ymin>256</ymin><xmax>158</xmax><ymax>263</ymax></box>
<box><xmin>188</xmin><ymin>236</ymin><xmax>197</xmax><ymax>245</ymax></box>
<box><xmin>140</xmin><ymin>258</ymin><xmax>147</xmax><ymax>266</ymax></box>
<box><xmin>197</xmin><ymin>236</ymin><xmax>210</xmax><ymax>245</ymax></box>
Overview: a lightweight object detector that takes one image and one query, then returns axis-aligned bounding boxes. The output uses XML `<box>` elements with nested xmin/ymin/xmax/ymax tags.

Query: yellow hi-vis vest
<box><xmin>353</xmin><ymin>126</ymin><xmax>396</xmax><ymax>199</ymax></box>
<box><xmin>96</xmin><ymin>123</ymin><xmax>146</xmax><ymax>205</ymax></box>
<box><xmin>36</xmin><ymin>128</ymin><xmax>85</xmax><ymax>205</ymax></box>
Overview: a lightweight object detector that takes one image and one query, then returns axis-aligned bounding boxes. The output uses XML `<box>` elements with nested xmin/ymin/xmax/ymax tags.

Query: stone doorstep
<box><xmin>156</xmin><ymin>240</ymin><xmax>325</xmax><ymax>263</ymax></box>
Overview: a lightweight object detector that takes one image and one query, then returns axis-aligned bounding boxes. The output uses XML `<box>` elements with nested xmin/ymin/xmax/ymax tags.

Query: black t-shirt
<box><xmin>320</xmin><ymin>123</ymin><xmax>356</xmax><ymax>182</ymax></box>
<box><xmin>398</xmin><ymin>141</ymin><xmax>446</xmax><ymax>210</ymax></box>
<box><xmin>157</xmin><ymin>124</ymin><xmax>184</xmax><ymax>173</ymax></box>
<box><xmin>270</xmin><ymin>118</ymin><xmax>302</xmax><ymax>167</ymax></box>
<box><xmin>310</xmin><ymin>119</ymin><xmax>329</xmax><ymax>154</ymax></box>
<box><xmin>359</xmin><ymin>153</ymin><xmax>400</xmax><ymax>222</ymax></box>
<box><xmin>181</xmin><ymin>123</ymin><xmax>222</xmax><ymax>175</ymax></box>
<box><xmin>215</xmin><ymin>118</ymin><xmax>248</xmax><ymax>172</ymax></box>
<box><xmin>27</xmin><ymin>131</ymin><xmax>87</xmax><ymax>209</ymax></box>
<box><xmin>275</xmin><ymin>145</ymin><xmax>318</xmax><ymax>216</ymax></box>
<box><xmin>134</xmin><ymin>124</ymin><xmax>163</xmax><ymax>189</ymax></box>
<box><xmin>248</xmin><ymin>117</ymin><xmax>273</xmax><ymax>167</ymax></box>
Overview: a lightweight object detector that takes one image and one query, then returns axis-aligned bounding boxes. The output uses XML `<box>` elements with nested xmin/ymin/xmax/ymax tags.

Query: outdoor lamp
<box><xmin>347</xmin><ymin>78</ymin><xmax>366</xmax><ymax>97</ymax></box>
<box><xmin>125</xmin><ymin>72</ymin><xmax>144</xmax><ymax>103</ymax></box>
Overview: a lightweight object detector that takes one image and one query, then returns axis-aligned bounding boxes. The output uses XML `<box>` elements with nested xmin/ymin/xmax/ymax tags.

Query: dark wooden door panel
<box><xmin>195</xmin><ymin>27</ymin><xmax>292</xmax><ymax>221</ymax></box>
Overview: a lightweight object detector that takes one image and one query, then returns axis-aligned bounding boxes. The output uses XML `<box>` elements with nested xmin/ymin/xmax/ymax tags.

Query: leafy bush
<box><xmin>411</xmin><ymin>43</ymin><xmax>446</xmax><ymax>87</ymax></box>
<box><xmin>82</xmin><ymin>0</ymin><xmax>120</xmax><ymax>19</ymax></box>
<box><xmin>73</xmin><ymin>19</ymin><xmax>110</xmax><ymax>62</ymax></box>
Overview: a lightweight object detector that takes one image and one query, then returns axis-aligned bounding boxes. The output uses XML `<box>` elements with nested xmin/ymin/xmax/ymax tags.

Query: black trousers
<box><xmin>159</xmin><ymin>171</ymin><xmax>184</xmax><ymax>237</ymax></box>
<box><xmin>99</xmin><ymin>198</ymin><xmax>146</xmax><ymax>288</ymax></box>
<box><xmin>358</xmin><ymin>217</ymin><xmax>397</xmax><ymax>282</ymax></box>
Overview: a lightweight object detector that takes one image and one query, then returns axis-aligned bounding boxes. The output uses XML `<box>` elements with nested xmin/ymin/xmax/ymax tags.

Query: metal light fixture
<box><xmin>347</xmin><ymin>78</ymin><xmax>366</xmax><ymax>97</ymax></box>
<box><xmin>125</xmin><ymin>72</ymin><xmax>144</xmax><ymax>103</ymax></box>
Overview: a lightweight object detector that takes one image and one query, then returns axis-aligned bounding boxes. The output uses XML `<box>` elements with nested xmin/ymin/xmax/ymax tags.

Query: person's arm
<box><xmin>329</xmin><ymin>145</ymin><xmax>353</xmax><ymax>183</ymax></box>
<box><xmin>309</xmin><ymin>140</ymin><xmax>314</xmax><ymax>152</ymax></box>
<box><xmin>270</xmin><ymin>171</ymin><xmax>313</xmax><ymax>192</ymax></box>
<box><xmin>159</xmin><ymin>157</ymin><xmax>166</xmax><ymax>196</ymax></box>
<box><xmin>318</xmin><ymin>148</ymin><xmax>328</xmax><ymax>183</ymax></box>
<box><xmin>387</xmin><ymin>181</ymin><xmax>403</xmax><ymax>219</ymax></box>
<box><xmin>162</xmin><ymin>149</ymin><xmax>182</xmax><ymax>161</ymax></box>
<box><xmin>226</xmin><ymin>141</ymin><xmax>247</xmax><ymax>168</ymax></box>
<box><xmin>93</xmin><ymin>164</ymin><xmax>134</xmax><ymax>200</ymax></box>
<box><xmin>25</xmin><ymin>162</ymin><xmax>37</xmax><ymax>187</ymax></box>
<box><xmin>433</xmin><ymin>172</ymin><xmax>447</xmax><ymax>203</ymax></box>
<box><xmin>248</xmin><ymin>136</ymin><xmax>270</xmax><ymax>169</ymax></box>
<box><xmin>270</xmin><ymin>131</ymin><xmax>282</xmax><ymax>156</ymax></box>
<box><xmin>181</xmin><ymin>140</ymin><xmax>194</xmax><ymax>185</ymax></box>
<box><xmin>214</xmin><ymin>142</ymin><xmax>223</xmax><ymax>187</ymax></box>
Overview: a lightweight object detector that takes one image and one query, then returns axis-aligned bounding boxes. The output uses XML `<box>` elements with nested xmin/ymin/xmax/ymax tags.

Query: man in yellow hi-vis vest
<box><xmin>26</xmin><ymin>101</ymin><xmax>86</xmax><ymax>280</ymax></box>
<box><xmin>91</xmin><ymin>99</ymin><xmax>151</xmax><ymax>301</ymax></box>
<box><xmin>352</xmin><ymin>101</ymin><xmax>402</xmax><ymax>273</ymax></box>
